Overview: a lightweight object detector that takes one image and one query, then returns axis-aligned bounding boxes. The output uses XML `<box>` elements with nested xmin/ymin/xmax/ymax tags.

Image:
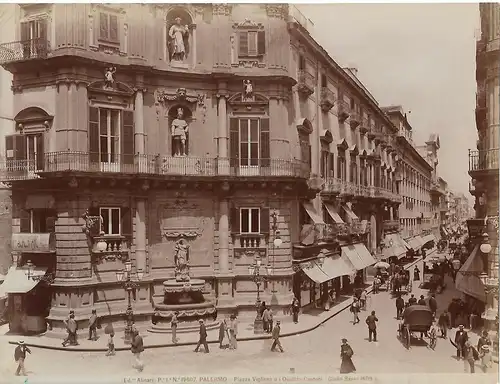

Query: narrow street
<box><xmin>0</xmin><ymin>254</ymin><xmax>496</xmax><ymax>379</ymax></box>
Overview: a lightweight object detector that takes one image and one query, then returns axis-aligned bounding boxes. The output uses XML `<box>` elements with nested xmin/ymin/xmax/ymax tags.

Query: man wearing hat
<box><xmin>454</xmin><ymin>324</ymin><xmax>468</xmax><ymax>359</ymax></box>
<box><xmin>62</xmin><ymin>311</ymin><xmax>78</xmax><ymax>347</ymax></box>
<box><xmin>130</xmin><ymin>328</ymin><xmax>144</xmax><ymax>372</ymax></box>
<box><xmin>271</xmin><ymin>320</ymin><xmax>283</xmax><ymax>352</ymax></box>
<box><xmin>228</xmin><ymin>314</ymin><xmax>238</xmax><ymax>350</ymax></box>
<box><xmin>194</xmin><ymin>319</ymin><xmax>209</xmax><ymax>353</ymax></box>
<box><xmin>171</xmin><ymin>311</ymin><xmax>179</xmax><ymax>344</ymax></box>
<box><xmin>14</xmin><ymin>341</ymin><xmax>31</xmax><ymax>376</ymax></box>
<box><xmin>88</xmin><ymin>309</ymin><xmax>98</xmax><ymax>341</ymax></box>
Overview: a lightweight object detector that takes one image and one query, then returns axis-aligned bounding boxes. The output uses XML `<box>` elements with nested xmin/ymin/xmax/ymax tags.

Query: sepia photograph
<box><xmin>0</xmin><ymin>1</ymin><xmax>497</xmax><ymax>383</ymax></box>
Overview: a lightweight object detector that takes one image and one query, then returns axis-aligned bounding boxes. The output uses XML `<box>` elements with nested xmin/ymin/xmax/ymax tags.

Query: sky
<box><xmin>296</xmin><ymin>3</ymin><xmax>479</xmax><ymax>196</ymax></box>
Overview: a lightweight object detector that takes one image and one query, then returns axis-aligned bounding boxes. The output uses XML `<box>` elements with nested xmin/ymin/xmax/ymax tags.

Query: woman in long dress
<box><xmin>340</xmin><ymin>338</ymin><xmax>356</xmax><ymax>373</ymax></box>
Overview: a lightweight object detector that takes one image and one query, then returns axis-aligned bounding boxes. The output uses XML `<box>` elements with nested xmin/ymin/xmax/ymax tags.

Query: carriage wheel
<box><xmin>404</xmin><ymin>327</ymin><xmax>411</xmax><ymax>349</ymax></box>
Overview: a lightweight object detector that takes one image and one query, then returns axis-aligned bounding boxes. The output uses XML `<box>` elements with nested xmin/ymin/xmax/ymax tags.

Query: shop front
<box><xmin>3</xmin><ymin>233</ymin><xmax>56</xmax><ymax>334</ymax></box>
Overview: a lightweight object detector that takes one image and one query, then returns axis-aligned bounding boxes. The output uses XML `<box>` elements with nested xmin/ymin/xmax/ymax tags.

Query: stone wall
<box><xmin>0</xmin><ymin>188</ymin><xmax>12</xmax><ymax>274</ymax></box>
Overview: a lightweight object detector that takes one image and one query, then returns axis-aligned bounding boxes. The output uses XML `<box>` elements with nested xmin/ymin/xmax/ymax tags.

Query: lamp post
<box><xmin>115</xmin><ymin>261</ymin><xmax>144</xmax><ymax>344</ymax></box>
<box><xmin>248</xmin><ymin>255</ymin><xmax>272</xmax><ymax>334</ymax></box>
<box><xmin>270</xmin><ymin>210</ymin><xmax>282</xmax><ymax>291</ymax></box>
<box><xmin>24</xmin><ymin>260</ymin><xmax>55</xmax><ymax>284</ymax></box>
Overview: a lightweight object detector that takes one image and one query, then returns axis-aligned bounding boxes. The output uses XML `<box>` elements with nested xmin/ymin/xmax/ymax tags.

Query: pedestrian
<box><xmin>171</xmin><ymin>311</ymin><xmax>179</xmax><ymax>344</ymax></box>
<box><xmin>454</xmin><ymin>324</ymin><xmax>468</xmax><ymax>359</ymax></box>
<box><xmin>130</xmin><ymin>328</ymin><xmax>145</xmax><ymax>372</ymax></box>
<box><xmin>228</xmin><ymin>314</ymin><xmax>238</xmax><ymax>350</ymax></box>
<box><xmin>428</xmin><ymin>294</ymin><xmax>437</xmax><ymax>318</ymax></box>
<box><xmin>262</xmin><ymin>306</ymin><xmax>271</xmax><ymax>333</ymax></box>
<box><xmin>88</xmin><ymin>309</ymin><xmax>98</xmax><ymax>341</ymax></box>
<box><xmin>365</xmin><ymin>310</ymin><xmax>378</xmax><ymax>342</ymax></box>
<box><xmin>477</xmin><ymin>330</ymin><xmax>492</xmax><ymax>350</ymax></box>
<box><xmin>413</xmin><ymin>266</ymin><xmax>420</xmax><ymax>281</ymax></box>
<box><xmin>270</xmin><ymin>320</ymin><xmax>284</xmax><ymax>352</ymax></box>
<box><xmin>438</xmin><ymin>310</ymin><xmax>450</xmax><ymax>338</ymax></box>
<box><xmin>360</xmin><ymin>290</ymin><xmax>367</xmax><ymax>311</ymax></box>
<box><xmin>259</xmin><ymin>301</ymin><xmax>267</xmax><ymax>317</ymax></box>
<box><xmin>152</xmin><ymin>308</ymin><xmax>161</xmax><ymax>325</ymax></box>
<box><xmin>407</xmin><ymin>294</ymin><xmax>417</xmax><ymax>306</ymax></box>
<box><xmin>218</xmin><ymin>318</ymin><xmax>228</xmax><ymax>349</ymax></box>
<box><xmin>463</xmin><ymin>340</ymin><xmax>476</xmax><ymax>373</ymax></box>
<box><xmin>448</xmin><ymin>299</ymin><xmax>459</xmax><ymax>328</ymax></box>
<box><xmin>62</xmin><ymin>311</ymin><xmax>78</xmax><ymax>347</ymax></box>
<box><xmin>339</xmin><ymin>338</ymin><xmax>356</xmax><ymax>374</ymax></box>
<box><xmin>350</xmin><ymin>298</ymin><xmax>360</xmax><ymax>324</ymax></box>
<box><xmin>291</xmin><ymin>297</ymin><xmax>300</xmax><ymax>324</ymax></box>
<box><xmin>267</xmin><ymin>307</ymin><xmax>274</xmax><ymax>333</ymax></box>
<box><xmin>396</xmin><ymin>295</ymin><xmax>405</xmax><ymax>320</ymax></box>
<box><xmin>14</xmin><ymin>341</ymin><xmax>31</xmax><ymax>376</ymax></box>
<box><xmin>105</xmin><ymin>329</ymin><xmax>115</xmax><ymax>356</ymax></box>
<box><xmin>479</xmin><ymin>345</ymin><xmax>492</xmax><ymax>373</ymax></box>
<box><xmin>194</xmin><ymin>319</ymin><xmax>209</xmax><ymax>353</ymax></box>
<box><xmin>372</xmin><ymin>276</ymin><xmax>380</xmax><ymax>294</ymax></box>
<box><xmin>417</xmin><ymin>295</ymin><xmax>426</xmax><ymax>306</ymax></box>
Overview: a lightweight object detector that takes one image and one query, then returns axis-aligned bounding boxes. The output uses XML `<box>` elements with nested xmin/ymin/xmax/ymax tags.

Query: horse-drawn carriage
<box><xmin>390</xmin><ymin>270</ymin><xmax>412</xmax><ymax>296</ymax></box>
<box><xmin>422</xmin><ymin>257</ymin><xmax>447</xmax><ymax>294</ymax></box>
<box><xmin>398</xmin><ymin>305</ymin><xmax>436</xmax><ymax>349</ymax></box>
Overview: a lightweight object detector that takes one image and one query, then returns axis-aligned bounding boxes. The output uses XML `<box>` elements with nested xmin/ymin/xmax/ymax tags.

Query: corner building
<box><xmin>0</xmin><ymin>4</ymin><xmax>402</xmax><ymax>334</ymax></box>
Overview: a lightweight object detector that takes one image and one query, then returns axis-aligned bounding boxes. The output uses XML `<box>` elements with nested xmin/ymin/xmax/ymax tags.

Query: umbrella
<box><xmin>374</xmin><ymin>261</ymin><xmax>390</xmax><ymax>269</ymax></box>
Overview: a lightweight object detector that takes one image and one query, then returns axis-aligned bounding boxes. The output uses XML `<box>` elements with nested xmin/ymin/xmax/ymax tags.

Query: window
<box><xmin>299</xmin><ymin>133</ymin><xmax>311</xmax><ymax>169</ymax></box>
<box><xmin>99</xmin><ymin>108</ymin><xmax>120</xmax><ymax>164</ymax></box>
<box><xmin>21</xmin><ymin>18</ymin><xmax>47</xmax><ymax>42</ymax></box>
<box><xmin>321</xmin><ymin>74</ymin><xmax>327</xmax><ymax>88</ymax></box>
<box><xmin>20</xmin><ymin>209</ymin><xmax>56</xmax><ymax>233</ymax></box>
<box><xmin>240</xmin><ymin>208</ymin><xmax>260</xmax><ymax>234</ymax></box>
<box><xmin>5</xmin><ymin>133</ymin><xmax>44</xmax><ymax>172</ymax></box>
<box><xmin>349</xmin><ymin>155</ymin><xmax>357</xmax><ymax>184</ymax></box>
<box><xmin>320</xmin><ymin>150</ymin><xmax>329</xmax><ymax>178</ymax></box>
<box><xmin>229</xmin><ymin>118</ymin><xmax>270</xmax><ymax>168</ymax></box>
<box><xmin>238</xmin><ymin>30</ymin><xmax>265</xmax><ymax>57</ymax></box>
<box><xmin>337</xmin><ymin>153</ymin><xmax>346</xmax><ymax>181</ymax></box>
<box><xmin>299</xmin><ymin>55</ymin><xmax>306</xmax><ymax>71</ymax></box>
<box><xmin>100</xmin><ymin>207</ymin><xmax>121</xmax><ymax>235</ymax></box>
<box><xmin>99</xmin><ymin>12</ymin><xmax>119</xmax><ymax>43</ymax></box>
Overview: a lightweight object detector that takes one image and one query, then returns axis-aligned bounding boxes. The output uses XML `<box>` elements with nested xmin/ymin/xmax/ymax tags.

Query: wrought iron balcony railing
<box><xmin>0</xmin><ymin>38</ymin><xmax>50</xmax><ymax>65</ymax></box>
<box><xmin>469</xmin><ymin>148</ymin><xmax>499</xmax><ymax>172</ymax></box>
<box><xmin>0</xmin><ymin>151</ymin><xmax>311</xmax><ymax>181</ymax></box>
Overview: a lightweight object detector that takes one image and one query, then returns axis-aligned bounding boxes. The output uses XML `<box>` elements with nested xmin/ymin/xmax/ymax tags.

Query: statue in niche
<box><xmin>168</xmin><ymin>17</ymin><xmax>189</xmax><ymax>62</ymax></box>
<box><xmin>171</xmin><ymin>107</ymin><xmax>189</xmax><ymax>157</ymax></box>
<box><xmin>243</xmin><ymin>80</ymin><xmax>254</xmax><ymax>101</ymax></box>
<box><xmin>104</xmin><ymin>67</ymin><xmax>117</xmax><ymax>89</ymax></box>
<box><xmin>174</xmin><ymin>238</ymin><xmax>190</xmax><ymax>282</ymax></box>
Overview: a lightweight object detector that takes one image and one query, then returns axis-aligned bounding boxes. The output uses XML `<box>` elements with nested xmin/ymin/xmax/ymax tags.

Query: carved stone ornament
<box><xmin>155</xmin><ymin>88</ymin><xmax>206</xmax><ymax>106</ymax></box>
<box><xmin>160</xmin><ymin>199</ymin><xmax>199</xmax><ymax>212</ymax></box>
<box><xmin>163</xmin><ymin>227</ymin><xmax>202</xmax><ymax>240</ymax></box>
<box><xmin>173</xmin><ymin>237</ymin><xmax>190</xmax><ymax>282</ymax></box>
<box><xmin>227</xmin><ymin>92</ymin><xmax>269</xmax><ymax>113</ymax></box>
<box><xmin>242</xmin><ymin>80</ymin><xmax>254</xmax><ymax>101</ymax></box>
<box><xmin>104</xmin><ymin>67</ymin><xmax>117</xmax><ymax>89</ymax></box>
<box><xmin>265</xmin><ymin>4</ymin><xmax>289</xmax><ymax>19</ymax></box>
<box><xmin>212</xmin><ymin>4</ymin><xmax>232</xmax><ymax>16</ymax></box>
<box><xmin>232</xmin><ymin>18</ymin><xmax>264</xmax><ymax>30</ymax></box>
<box><xmin>233</xmin><ymin>247</ymin><xmax>266</xmax><ymax>259</ymax></box>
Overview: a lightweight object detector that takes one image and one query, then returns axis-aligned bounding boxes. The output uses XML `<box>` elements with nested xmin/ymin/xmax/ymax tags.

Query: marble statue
<box><xmin>104</xmin><ymin>67</ymin><xmax>116</xmax><ymax>89</ymax></box>
<box><xmin>174</xmin><ymin>238</ymin><xmax>190</xmax><ymax>282</ymax></box>
<box><xmin>243</xmin><ymin>80</ymin><xmax>253</xmax><ymax>101</ymax></box>
<box><xmin>168</xmin><ymin>17</ymin><xmax>189</xmax><ymax>62</ymax></box>
<box><xmin>171</xmin><ymin>107</ymin><xmax>189</xmax><ymax>157</ymax></box>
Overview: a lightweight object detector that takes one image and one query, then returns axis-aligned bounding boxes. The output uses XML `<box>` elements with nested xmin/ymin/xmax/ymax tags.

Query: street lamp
<box><xmin>248</xmin><ymin>255</ymin><xmax>272</xmax><ymax>334</ymax></box>
<box><xmin>24</xmin><ymin>260</ymin><xmax>54</xmax><ymax>284</ymax></box>
<box><xmin>115</xmin><ymin>261</ymin><xmax>144</xmax><ymax>344</ymax></box>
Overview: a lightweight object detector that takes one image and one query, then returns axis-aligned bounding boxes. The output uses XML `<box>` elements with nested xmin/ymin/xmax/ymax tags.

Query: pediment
<box><xmin>320</xmin><ymin>129</ymin><xmax>333</xmax><ymax>144</ymax></box>
<box><xmin>227</xmin><ymin>92</ymin><xmax>269</xmax><ymax>106</ymax></box>
<box><xmin>14</xmin><ymin>107</ymin><xmax>53</xmax><ymax>126</ymax></box>
<box><xmin>337</xmin><ymin>138</ymin><xmax>349</xmax><ymax>151</ymax></box>
<box><xmin>296</xmin><ymin>118</ymin><xmax>313</xmax><ymax>135</ymax></box>
<box><xmin>349</xmin><ymin>144</ymin><xmax>359</xmax><ymax>156</ymax></box>
<box><xmin>360</xmin><ymin>149</ymin><xmax>368</xmax><ymax>158</ymax></box>
<box><xmin>87</xmin><ymin>81</ymin><xmax>134</xmax><ymax>97</ymax></box>
<box><xmin>233</xmin><ymin>18</ymin><xmax>264</xmax><ymax>30</ymax></box>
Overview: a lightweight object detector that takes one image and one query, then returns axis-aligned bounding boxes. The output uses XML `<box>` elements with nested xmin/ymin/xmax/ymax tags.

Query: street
<box><xmin>0</xmin><ymin>256</ymin><xmax>496</xmax><ymax>379</ymax></box>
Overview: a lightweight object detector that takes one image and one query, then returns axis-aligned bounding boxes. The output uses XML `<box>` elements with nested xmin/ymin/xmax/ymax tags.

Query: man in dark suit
<box><xmin>455</xmin><ymin>324</ymin><xmax>469</xmax><ymax>359</ymax></box>
<box><xmin>194</xmin><ymin>319</ymin><xmax>209</xmax><ymax>353</ymax></box>
<box><xmin>14</xmin><ymin>341</ymin><xmax>31</xmax><ymax>376</ymax></box>
<box><xmin>428</xmin><ymin>294</ymin><xmax>438</xmax><ymax>318</ymax></box>
<box><xmin>365</xmin><ymin>311</ymin><xmax>379</xmax><ymax>342</ymax></box>
<box><xmin>396</xmin><ymin>295</ymin><xmax>405</xmax><ymax>320</ymax></box>
<box><xmin>271</xmin><ymin>320</ymin><xmax>284</xmax><ymax>352</ymax></box>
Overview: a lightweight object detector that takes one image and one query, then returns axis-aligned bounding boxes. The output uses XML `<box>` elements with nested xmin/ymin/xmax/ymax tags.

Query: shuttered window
<box><xmin>238</xmin><ymin>31</ymin><xmax>266</xmax><ymax>57</ymax></box>
<box><xmin>5</xmin><ymin>134</ymin><xmax>43</xmax><ymax>171</ymax></box>
<box><xmin>20</xmin><ymin>209</ymin><xmax>56</xmax><ymax>233</ymax></box>
<box><xmin>327</xmin><ymin>153</ymin><xmax>334</xmax><ymax>177</ymax></box>
<box><xmin>99</xmin><ymin>12</ymin><xmax>119</xmax><ymax>43</ymax></box>
<box><xmin>229</xmin><ymin>118</ymin><xmax>270</xmax><ymax>168</ymax></box>
<box><xmin>240</xmin><ymin>208</ymin><xmax>260</xmax><ymax>234</ymax></box>
<box><xmin>320</xmin><ymin>150</ymin><xmax>329</xmax><ymax>178</ymax></box>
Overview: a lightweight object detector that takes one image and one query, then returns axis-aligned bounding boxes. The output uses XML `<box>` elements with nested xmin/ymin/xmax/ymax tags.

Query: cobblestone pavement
<box><xmin>0</xmin><ymin>256</ymin><xmax>497</xmax><ymax>381</ymax></box>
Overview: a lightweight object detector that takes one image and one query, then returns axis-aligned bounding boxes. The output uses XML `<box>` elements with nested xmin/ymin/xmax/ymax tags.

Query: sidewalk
<box><xmin>3</xmin><ymin>256</ymin><xmax>424</xmax><ymax>352</ymax></box>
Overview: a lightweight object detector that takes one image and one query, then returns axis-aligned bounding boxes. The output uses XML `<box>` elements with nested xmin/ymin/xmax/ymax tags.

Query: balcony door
<box><xmin>99</xmin><ymin>108</ymin><xmax>121</xmax><ymax>172</ymax></box>
<box><xmin>20</xmin><ymin>19</ymin><xmax>47</xmax><ymax>59</ymax></box>
<box><xmin>26</xmin><ymin>134</ymin><xmax>44</xmax><ymax>176</ymax></box>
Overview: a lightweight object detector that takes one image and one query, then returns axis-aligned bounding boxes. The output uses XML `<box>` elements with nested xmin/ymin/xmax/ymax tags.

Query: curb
<box><xmin>6</xmin><ymin>256</ymin><xmax>424</xmax><ymax>352</ymax></box>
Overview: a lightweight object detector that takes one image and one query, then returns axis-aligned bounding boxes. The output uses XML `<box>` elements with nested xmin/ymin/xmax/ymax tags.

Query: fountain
<box><xmin>148</xmin><ymin>237</ymin><xmax>218</xmax><ymax>334</ymax></box>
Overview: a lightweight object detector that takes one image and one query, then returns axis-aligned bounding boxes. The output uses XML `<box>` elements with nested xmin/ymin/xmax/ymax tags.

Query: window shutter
<box><xmin>229</xmin><ymin>118</ymin><xmax>239</xmax><ymax>169</ymax></box>
<box><xmin>121</xmin><ymin>207</ymin><xmax>132</xmax><ymax>237</ymax></box>
<box><xmin>257</xmin><ymin>31</ymin><xmax>266</xmax><ymax>55</ymax></box>
<box><xmin>5</xmin><ymin>135</ymin><xmax>14</xmax><ymax>160</ymax></box>
<box><xmin>328</xmin><ymin>153</ymin><xmax>334</xmax><ymax>177</ymax></box>
<box><xmin>230</xmin><ymin>206</ymin><xmax>240</xmax><ymax>234</ymax></box>
<box><xmin>308</xmin><ymin>145</ymin><xmax>312</xmax><ymax>168</ymax></box>
<box><xmin>20</xmin><ymin>209</ymin><xmax>31</xmax><ymax>233</ymax></box>
<box><xmin>121</xmin><ymin>110</ymin><xmax>134</xmax><ymax>165</ymax></box>
<box><xmin>46</xmin><ymin>214</ymin><xmax>56</xmax><ymax>233</ymax></box>
<box><xmin>37</xmin><ymin>19</ymin><xmax>47</xmax><ymax>40</ymax></box>
<box><xmin>259</xmin><ymin>118</ymin><xmax>270</xmax><ymax>167</ymax></box>
<box><xmin>238</xmin><ymin>31</ymin><xmax>248</xmax><ymax>56</ymax></box>
<box><xmin>14</xmin><ymin>135</ymin><xmax>26</xmax><ymax>161</ymax></box>
<box><xmin>109</xmin><ymin>14</ymin><xmax>118</xmax><ymax>42</ymax></box>
<box><xmin>88</xmin><ymin>107</ymin><xmax>100</xmax><ymax>163</ymax></box>
<box><xmin>260</xmin><ymin>207</ymin><xmax>270</xmax><ymax>234</ymax></box>
<box><xmin>99</xmin><ymin>12</ymin><xmax>109</xmax><ymax>40</ymax></box>
<box><xmin>36</xmin><ymin>133</ymin><xmax>44</xmax><ymax>171</ymax></box>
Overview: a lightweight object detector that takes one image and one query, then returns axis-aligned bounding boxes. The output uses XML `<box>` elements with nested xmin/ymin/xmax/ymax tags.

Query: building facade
<box><xmin>383</xmin><ymin>106</ymin><xmax>437</xmax><ymax>251</ymax></box>
<box><xmin>468</xmin><ymin>1</ymin><xmax>499</xmax><ymax>347</ymax></box>
<box><xmin>0</xmin><ymin>3</ymin><xmax>407</xmax><ymax>334</ymax></box>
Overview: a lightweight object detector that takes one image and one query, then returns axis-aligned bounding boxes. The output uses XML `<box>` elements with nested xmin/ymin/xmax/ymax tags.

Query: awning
<box><xmin>323</xmin><ymin>203</ymin><xmax>344</xmax><ymax>224</ymax></box>
<box><xmin>421</xmin><ymin>234</ymin><xmax>436</xmax><ymax>245</ymax></box>
<box><xmin>321</xmin><ymin>255</ymin><xmax>356</xmax><ymax>279</ymax></box>
<box><xmin>0</xmin><ymin>265</ymin><xmax>47</xmax><ymax>294</ymax></box>
<box><xmin>341</xmin><ymin>204</ymin><xmax>358</xmax><ymax>221</ymax></box>
<box><xmin>302</xmin><ymin>202</ymin><xmax>325</xmax><ymax>224</ymax></box>
<box><xmin>385</xmin><ymin>234</ymin><xmax>407</xmax><ymax>259</ymax></box>
<box><xmin>299</xmin><ymin>260</ymin><xmax>330</xmax><ymax>284</ymax></box>
<box><xmin>396</xmin><ymin>234</ymin><xmax>411</xmax><ymax>250</ymax></box>
<box><xmin>11</xmin><ymin>233</ymin><xmax>56</xmax><ymax>253</ymax></box>
<box><xmin>342</xmin><ymin>244</ymin><xmax>376</xmax><ymax>270</ymax></box>
<box><xmin>455</xmin><ymin>245</ymin><xmax>486</xmax><ymax>302</ymax></box>
<box><xmin>408</xmin><ymin>236</ymin><xmax>424</xmax><ymax>250</ymax></box>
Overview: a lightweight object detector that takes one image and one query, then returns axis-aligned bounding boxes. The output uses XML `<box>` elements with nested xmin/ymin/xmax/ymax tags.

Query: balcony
<box><xmin>0</xmin><ymin>152</ymin><xmax>310</xmax><ymax>181</ymax></box>
<box><xmin>297</xmin><ymin>70</ymin><xmax>315</xmax><ymax>98</ymax></box>
<box><xmin>349</xmin><ymin>110</ymin><xmax>361</xmax><ymax>128</ymax></box>
<box><xmin>0</xmin><ymin>38</ymin><xmax>50</xmax><ymax>65</ymax></box>
<box><xmin>383</xmin><ymin>220</ymin><xmax>400</xmax><ymax>233</ymax></box>
<box><xmin>469</xmin><ymin>148</ymin><xmax>499</xmax><ymax>174</ymax></box>
<box><xmin>359</xmin><ymin>117</ymin><xmax>370</xmax><ymax>135</ymax></box>
<box><xmin>232</xmin><ymin>234</ymin><xmax>267</xmax><ymax>259</ymax></box>
<box><xmin>337</xmin><ymin>101</ymin><xmax>350</xmax><ymax>123</ymax></box>
<box><xmin>299</xmin><ymin>223</ymin><xmax>345</xmax><ymax>245</ymax></box>
<box><xmin>430</xmin><ymin>182</ymin><xmax>446</xmax><ymax>196</ymax></box>
<box><xmin>320</xmin><ymin>87</ymin><xmax>335</xmax><ymax>112</ymax></box>
<box><xmin>322</xmin><ymin>177</ymin><xmax>343</xmax><ymax>195</ymax></box>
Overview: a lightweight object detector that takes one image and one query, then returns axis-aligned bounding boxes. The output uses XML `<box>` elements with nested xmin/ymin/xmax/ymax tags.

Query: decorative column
<box><xmin>218</xmin><ymin>198</ymin><xmax>230</xmax><ymax>273</ymax></box>
<box><xmin>134</xmin><ymin>87</ymin><xmax>145</xmax><ymax>155</ymax></box>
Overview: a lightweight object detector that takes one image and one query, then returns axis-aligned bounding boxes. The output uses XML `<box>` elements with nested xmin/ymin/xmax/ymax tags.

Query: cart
<box><xmin>398</xmin><ymin>305</ymin><xmax>435</xmax><ymax>349</ymax></box>
<box><xmin>390</xmin><ymin>270</ymin><xmax>412</xmax><ymax>296</ymax></box>
<box><xmin>422</xmin><ymin>261</ymin><xmax>447</xmax><ymax>294</ymax></box>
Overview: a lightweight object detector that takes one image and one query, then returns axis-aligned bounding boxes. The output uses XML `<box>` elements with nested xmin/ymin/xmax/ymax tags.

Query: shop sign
<box><xmin>11</xmin><ymin>233</ymin><xmax>56</xmax><ymax>253</ymax></box>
